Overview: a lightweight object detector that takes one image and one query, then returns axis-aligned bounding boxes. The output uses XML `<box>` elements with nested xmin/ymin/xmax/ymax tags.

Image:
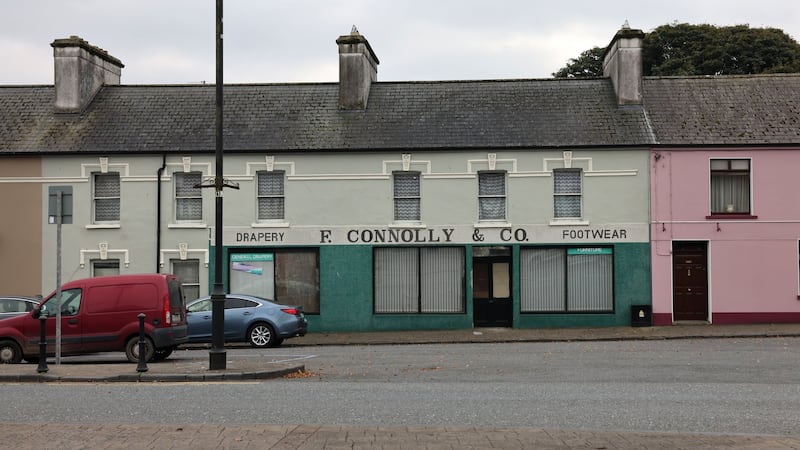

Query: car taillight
<box><xmin>163</xmin><ymin>294</ymin><xmax>172</xmax><ymax>325</ymax></box>
<box><xmin>281</xmin><ymin>308</ymin><xmax>299</xmax><ymax>315</ymax></box>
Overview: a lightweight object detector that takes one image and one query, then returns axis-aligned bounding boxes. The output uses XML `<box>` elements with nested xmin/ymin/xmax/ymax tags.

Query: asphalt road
<box><xmin>3</xmin><ymin>337</ymin><xmax>799</xmax><ymax>436</ymax></box>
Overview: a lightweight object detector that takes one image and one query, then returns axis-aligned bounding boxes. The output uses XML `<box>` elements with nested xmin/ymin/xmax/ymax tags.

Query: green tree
<box><xmin>552</xmin><ymin>23</ymin><xmax>800</xmax><ymax>77</ymax></box>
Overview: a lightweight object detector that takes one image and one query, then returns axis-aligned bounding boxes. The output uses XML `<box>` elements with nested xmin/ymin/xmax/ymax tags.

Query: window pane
<box><xmin>258</xmin><ymin>171</ymin><xmax>284</xmax><ymax>195</ymax></box>
<box><xmin>394</xmin><ymin>198</ymin><xmax>420</xmax><ymax>221</ymax></box>
<box><xmin>94</xmin><ymin>172</ymin><xmax>120</xmax><ymax>222</ymax></box>
<box><xmin>95</xmin><ymin>173</ymin><xmax>120</xmax><ymax>197</ymax></box>
<box><xmin>479</xmin><ymin>172</ymin><xmax>505</xmax><ymax>195</ymax></box>
<box><xmin>258</xmin><ymin>198</ymin><xmax>285</xmax><ymax>220</ymax></box>
<box><xmin>257</xmin><ymin>171</ymin><xmax>285</xmax><ymax>220</ymax></box>
<box><xmin>172</xmin><ymin>259</ymin><xmax>200</xmax><ymax>302</ymax></box>
<box><xmin>176</xmin><ymin>198</ymin><xmax>203</xmax><ymax>220</ymax></box>
<box><xmin>730</xmin><ymin>160</ymin><xmax>749</xmax><ymax>170</ymax></box>
<box><xmin>394</xmin><ymin>173</ymin><xmax>420</xmax><ymax>196</ymax></box>
<box><xmin>567</xmin><ymin>254</ymin><xmax>613</xmax><ymax>311</ymax></box>
<box><xmin>374</xmin><ymin>248</ymin><xmax>418</xmax><ymax>313</ymax></box>
<box><xmin>520</xmin><ymin>248</ymin><xmax>565</xmax><ymax>312</ymax></box>
<box><xmin>710</xmin><ymin>160</ymin><xmax>729</xmax><ymax>170</ymax></box>
<box><xmin>479</xmin><ymin>197</ymin><xmax>506</xmax><ymax>220</ymax></box>
<box><xmin>492</xmin><ymin>262</ymin><xmax>510</xmax><ymax>298</ymax></box>
<box><xmin>92</xmin><ymin>260</ymin><xmax>120</xmax><ymax>277</ymax></box>
<box><xmin>94</xmin><ymin>199</ymin><xmax>120</xmax><ymax>222</ymax></box>
<box><xmin>554</xmin><ymin>196</ymin><xmax>582</xmax><ymax>218</ymax></box>
<box><xmin>711</xmin><ymin>173</ymin><xmax>750</xmax><ymax>213</ymax></box>
<box><xmin>554</xmin><ymin>170</ymin><xmax>581</xmax><ymax>194</ymax></box>
<box><xmin>275</xmin><ymin>251</ymin><xmax>320</xmax><ymax>314</ymax></box>
<box><xmin>420</xmin><ymin>247</ymin><xmax>464</xmax><ymax>313</ymax></box>
<box><xmin>176</xmin><ymin>172</ymin><xmax>202</xmax><ymax>197</ymax></box>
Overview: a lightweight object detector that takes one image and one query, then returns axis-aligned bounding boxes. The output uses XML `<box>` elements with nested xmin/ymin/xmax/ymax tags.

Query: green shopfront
<box><xmin>210</xmin><ymin>224</ymin><xmax>650</xmax><ymax>333</ymax></box>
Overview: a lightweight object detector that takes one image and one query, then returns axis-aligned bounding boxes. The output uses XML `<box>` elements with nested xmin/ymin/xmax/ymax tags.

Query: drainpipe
<box><xmin>156</xmin><ymin>154</ymin><xmax>167</xmax><ymax>273</ymax></box>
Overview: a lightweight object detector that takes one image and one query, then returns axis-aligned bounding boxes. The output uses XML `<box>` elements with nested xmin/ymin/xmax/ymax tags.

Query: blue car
<box><xmin>186</xmin><ymin>294</ymin><xmax>307</xmax><ymax>348</ymax></box>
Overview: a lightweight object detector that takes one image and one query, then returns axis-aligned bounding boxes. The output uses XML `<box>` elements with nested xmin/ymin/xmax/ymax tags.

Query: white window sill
<box><xmin>85</xmin><ymin>224</ymin><xmax>121</xmax><ymax>230</ymax></box>
<box><xmin>549</xmin><ymin>219</ymin><xmax>590</xmax><ymax>226</ymax></box>
<box><xmin>474</xmin><ymin>222</ymin><xmax>512</xmax><ymax>228</ymax></box>
<box><xmin>168</xmin><ymin>223</ymin><xmax>208</xmax><ymax>229</ymax></box>
<box><xmin>250</xmin><ymin>222</ymin><xmax>290</xmax><ymax>228</ymax></box>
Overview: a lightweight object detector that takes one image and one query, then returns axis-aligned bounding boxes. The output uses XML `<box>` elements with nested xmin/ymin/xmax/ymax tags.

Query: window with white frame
<box><xmin>520</xmin><ymin>247</ymin><xmax>613</xmax><ymax>313</ymax></box>
<box><xmin>553</xmin><ymin>169</ymin><xmax>582</xmax><ymax>219</ymax></box>
<box><xmin>171</xmin><ymin>259</ymin><xmax>200</xmax><ymax>302</ymax></box>
<box><xmin>175</xmin><ymin>172</ymin><xmax>203</xmax><ymax>221</ymax></box>
<box><xmin>710</xmin><ymin>159</ymin><xmax>751</xmax><ymax>214</ymax></box>
<box><xmin>393</xmin><ymin>171</ymin><xmax>421</xmax><ymax>221</ymax></box>
<box><xmin>256</xmin><ymin>170</ymin><xmax>285</xmax><ymax>221</ymax></box>
<box><xmin>91</xmin><ymin>260</ymin><xmax>119</xmax><ymax>277</ymax></box>
<box><xmin>93</xmin><ymin>172</ymin><xmax>120</xmax><ymax>223</ymax></box>
<box><xmin>478</xmin><ymin>171</ymin><xmax>506</xmax><ymax>221</ymax></box>
<box><xmin>374</xmin><ymin>247</ymin><xmax>465</xmax><ymax>314</ymax></box>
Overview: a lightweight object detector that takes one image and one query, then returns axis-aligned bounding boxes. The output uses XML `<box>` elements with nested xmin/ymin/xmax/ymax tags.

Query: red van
<box><xmin>0</xmin><ymin>274</ymin><xmax>188</xmax><ymax>363</ymax></box>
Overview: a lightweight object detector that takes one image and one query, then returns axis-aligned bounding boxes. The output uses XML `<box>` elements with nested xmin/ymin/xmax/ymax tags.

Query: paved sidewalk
<box><xmin>2</xmin><ymin>423</ymin><xmax>800</xmax><ymax>449</ymax></box>
<box><xmin>1</xmin><ymin>323</ymin><xmax>799</xmax><ymax>383</ymax></box>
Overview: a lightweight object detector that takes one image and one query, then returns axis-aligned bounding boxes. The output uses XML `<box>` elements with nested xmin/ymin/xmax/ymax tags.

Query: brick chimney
<box><xmin>336</xmin><ymin>27</ymin><xmax>379</xmax><ymax>110</ymax></box>
<box><xmin>602</xmin><ymin>22</ymin><xmax>644</xmax><ymax>105</ymax></box>
<box><xmin>51</xmin><ymin>36</ymin><xmax>124</xmax><ymax>113</ymax></box>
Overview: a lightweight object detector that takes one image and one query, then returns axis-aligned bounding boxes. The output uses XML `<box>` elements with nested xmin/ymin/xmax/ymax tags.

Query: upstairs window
<box><xmin>393</xmin><ymin>171</ymin><xmax>421</xmax><ymax>222</ymax></box>
<box><xmin>175</xmin><ymin>172</ymin><xmax>203</xmax><ymax>221</ymax></box>
<box><xmin>710</xmin><ymin>159</ymin><xmax>750</xmax><ymax>215</ymax></box>
<box><xmin>478</xmin><ymin>171</ymin><xmax>506</xmax><ymax>221</ymax></box>
<box><xmin>93</xmin><ymin>172</ymin><xmax>120</xmax><ymax>223</ymax></box>
<box><xmin>553</xmin><ymin>169</ymin><xmax>582</xmax><ymax>219</ymax></box>
<box><xmin>257</xmin><ymin>170</ymin><xmax>285</xmax><ymax>221</ymax></box>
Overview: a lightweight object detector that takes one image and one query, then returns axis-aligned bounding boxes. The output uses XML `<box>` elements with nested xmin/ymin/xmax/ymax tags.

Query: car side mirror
<box><xmin>32</xmin><ymin>308</ymin><xmax>41</xmax><ymax>319</ymax></box>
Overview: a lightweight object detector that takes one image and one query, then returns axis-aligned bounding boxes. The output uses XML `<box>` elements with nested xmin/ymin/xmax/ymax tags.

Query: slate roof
<box><xmin>2</xmin><ymin>74</ymin><xmax>799</xmax><ymax>155</ymax></box>
<box><xmin>0</xmin><ymin>79</ymin><xmax>653</xmax><ymax>155</ymax></box>
<box><xmin>643</xmin><ymin>74</ymin><xmax>800</xmax><ymax>146</ymax></box>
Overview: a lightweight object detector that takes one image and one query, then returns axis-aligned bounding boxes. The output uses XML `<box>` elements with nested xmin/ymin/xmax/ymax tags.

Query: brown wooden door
<box><xmin>672</xmin><ymin>242</ymin><xmax>708</xmax><ymax>321</ymax></box>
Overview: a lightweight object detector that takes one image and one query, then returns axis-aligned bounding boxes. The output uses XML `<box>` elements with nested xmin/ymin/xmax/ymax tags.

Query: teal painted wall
<box><xmin>214</xmin><ymin>242</ymin><xmax>651</xmax><ymax>333</ymax></box>
<box><xmin>514</xmin><ymin>243</ymin><xmax>651</xmax><ymax>328</ymax></box>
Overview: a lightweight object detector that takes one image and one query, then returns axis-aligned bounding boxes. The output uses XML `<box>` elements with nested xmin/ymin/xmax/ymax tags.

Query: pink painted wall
<box><xmin>651</xmin><ymin>148</ymin><xmax>800</xmax><ymax>324</ymax></box>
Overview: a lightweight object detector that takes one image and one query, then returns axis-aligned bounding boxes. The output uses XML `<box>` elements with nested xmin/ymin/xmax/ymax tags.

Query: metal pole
<box><xmin>55</xmin><ymin>190</ymin><xmax>62</xmax><ymax>365</ymax></box>
<box><xmin>209</xmin><ymin>0</ymin><xmax>226</xmax><ymax>370</ymax></box>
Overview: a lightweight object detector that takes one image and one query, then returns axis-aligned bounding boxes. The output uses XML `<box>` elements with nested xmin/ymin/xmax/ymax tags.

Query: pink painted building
<box><xmin>644</xmin><ymin>75</ymin><xmax>800</xmax><ymax>325</ymax></box>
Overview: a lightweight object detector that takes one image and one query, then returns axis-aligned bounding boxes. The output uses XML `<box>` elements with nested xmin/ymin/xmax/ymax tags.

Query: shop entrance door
<box><xmin>672</xmin><ymin>241</ymin><xmax>709</xmax><ymax>321</ymax></box>
<box><xmin>473</xmin><ymin>247</ymin><xmax>512</xmax><ymax>327</ymax></box>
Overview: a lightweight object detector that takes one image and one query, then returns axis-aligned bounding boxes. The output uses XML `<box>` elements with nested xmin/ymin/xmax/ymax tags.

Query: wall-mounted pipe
<box><xmin>156</xmin><ymin>154</ymin><xmax>167</xmax><ymax>273</ymax></box>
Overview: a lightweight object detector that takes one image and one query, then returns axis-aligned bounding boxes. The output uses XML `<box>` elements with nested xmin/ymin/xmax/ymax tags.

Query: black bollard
<box><xmin>136</xmin><ymin>313</ymin><xmax>148</xmax><ymax>373</ymax></box>
<box><xmin>37</xmin><ymin>315</ymin><xmax>48</xmax><ymax>373</ymax></box>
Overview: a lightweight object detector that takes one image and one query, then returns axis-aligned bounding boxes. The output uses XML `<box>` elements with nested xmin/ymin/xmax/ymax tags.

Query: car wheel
<box><xmin>125</xmin><ymin>336</ymin><xmax>155</xmax><ymax>363</ymax></box>
<box><xmin>0</xmin><ymin>339</ymin><xmax>23</xmax><ymax>364</ymax></box>
<box><xmin>152</xmin><ymin>347</ymin><xmax>174</xmax><ymax>361</ymax></box>
<box><xmin>247</xmin><ymin>322</ymin><xmax>276</xmax><ymax>348</ymax></box>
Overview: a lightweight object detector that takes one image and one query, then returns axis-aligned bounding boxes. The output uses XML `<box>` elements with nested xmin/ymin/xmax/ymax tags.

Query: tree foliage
<box><xmin>552</xmin><ymin>23</ymin><xmax>800</xmax><ymax>78</ymax></box>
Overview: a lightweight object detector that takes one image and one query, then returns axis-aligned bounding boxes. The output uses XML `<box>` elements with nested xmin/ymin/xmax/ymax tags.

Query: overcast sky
<box><xmin>1</xmin><ymin>0</ymin><xmax>799</xmax><ymax>85</ymax></box>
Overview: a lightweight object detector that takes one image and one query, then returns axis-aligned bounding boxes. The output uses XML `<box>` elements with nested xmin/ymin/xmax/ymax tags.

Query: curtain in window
<box><xmin>520</xmin><ymin>248</ymin><xmax>565</xmax><ymax>312</ymax></box>
<box><xmin>479</xmin><ymin>172</ymin><xmax>506</xmax><ymax>220</ymax></box>
<box><xmin>374</xmin><ymin>248</ymin><xmax>418</xmax><ymax>313</ymax></box>
<box><xmin>420</xmin><ymin>247</ymin><xmax>464</xmax><ymax>313</ymax></box>
<box><xmin>711</xmin><ymin>173</ymin><xmax>749</xmax><ymax>213</ymax></box>
<box><xmin>94</xmin><ymin>173</ymin><xmax>120</xmax><ymax>222</ymax></box>
<box><xmin>176</xmin><ymin>172</ymin><xmax>202</xmax><ymax>220</ymax></box>
<box><xmin>567</xmin><ymin>254</ymin><xmax>613</xmax><ymax>311</ymax></box>
<box><xmin>393</xmin><ymin>172</ymin><xmax>420</xmax><ymax>221</ymax></box>
<box><xmin>554</xmin><ymin>170</ymin><xmax>582</xmax><ymax>218</ymax></box>
<box><xmin>257</xmin><ymin>171</ymin><xmax>285</xmax><ymax>220</ymax></box>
